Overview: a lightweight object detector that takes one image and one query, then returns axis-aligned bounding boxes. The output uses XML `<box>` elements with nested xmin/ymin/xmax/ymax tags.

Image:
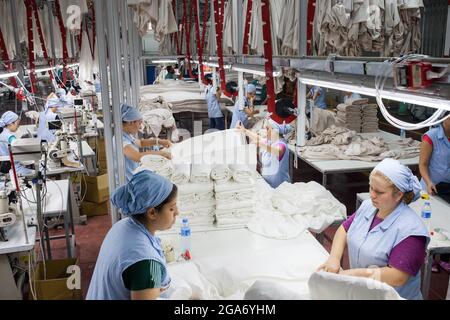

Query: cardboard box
<box><xmin>98</xmin><ymin>159</ymin><xmax>108</xmax><ymax>170</ymax></box>
<box><xmin>82</xmin><ymin>174</ymin><xmax>109</xmax><ymax>203</ymax></box>
<box><xmin>33</xmin><ymin>258</ymin><xmax>82</xmax><ymax>300</ymax></box>
<box><xmin>81</xmin><ymin>200</ymin><xmax>110</xmax><ymax>217</ymax></box>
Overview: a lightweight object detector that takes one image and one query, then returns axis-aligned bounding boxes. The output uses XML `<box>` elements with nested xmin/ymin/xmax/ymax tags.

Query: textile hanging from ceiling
<box><xmin>313</xmin><ymin>0</ymin><xmax>424</xmax><ymax>57</ymax></box>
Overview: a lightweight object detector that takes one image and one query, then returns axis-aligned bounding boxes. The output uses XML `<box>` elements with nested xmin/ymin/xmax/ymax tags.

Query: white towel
<box><xmin>215</xmin><ymin>200</ymin><xmax>256</xmax><ymax>211</ymax></box>
<box><xmin>215</xmin><ymin>190</ymin><xmax>256</xmax><ymax>203</ymax></box>
<box><xmin>210</xmin><ymin>165</ymin><xmax>232</xmax><ymax>183</ymax></box>
<box><xmin>135</xmin><ymin>155</ymin><xmax>174</xmax><ymax>178</ymax></box>
<box><xmin>214</xmin><ymin>180</ymin><xmax>256</xmax><ymax>193</ymax></box>
<box><xmin>229</xmin><ymin>164</ymin><xmax>256</xmax><ymax>184</ymax></box>
<box><xmin>171</xmin><ymin>163</ymin><xmax>191</xmax><ymax>185</ymax></box>
<box><xmin>190</xmin><ymin>164</ymin><xmax>212</xmax><ymax>183</ymax></box>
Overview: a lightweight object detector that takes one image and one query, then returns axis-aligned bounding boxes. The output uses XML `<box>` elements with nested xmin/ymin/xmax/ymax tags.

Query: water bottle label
<box><xmin>421</xmin><ymin>211</ymin><xmax>431</xmax><ymax>219</ymax></box>
<box><xmin>181</xmin><ymin>228</ymin><xmax>191</xmax><ymax>237</ymax></box>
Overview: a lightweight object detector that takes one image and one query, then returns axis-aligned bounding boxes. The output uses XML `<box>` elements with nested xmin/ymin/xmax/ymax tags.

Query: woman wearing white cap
<box><xmin>317</xmin><ymin>158</ymin><xmax>429</xmax><ymax>300</ymax></box>
<box><xmin>230</xmin><ymin>84</ymin><xmax>260</xmax><ymax>129</ymax></box>
<box><xmin>37</xmin><ymin>96</ymin><xmax>65</xmax><ymax>143</ymax></box>
<box><xmin>120</xmin><ymin>104</ymin><xmax>172</xmax><ymax>182</ymax></box>
<box><xmin>0</xmin><ymin>111</ymin><xmax>34</xmax><ymax>176</ymax></box>
<box><xmin>237</xmin><ymin>119</ymin><xmax>292</xmax><ymax>188</ymax></box>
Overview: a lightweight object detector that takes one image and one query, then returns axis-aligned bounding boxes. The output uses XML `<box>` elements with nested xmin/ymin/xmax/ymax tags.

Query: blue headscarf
<box><xmin>269</xmin><ymin>119</ymin><xmax>293</xmax><ymax>136</ymax></box>
<box><xmin>373</xmin><ymin>158</ymin><xmax>422</xmax><ymax>201</ymax></box>
<box><xmin>111</xmin><ymin>170</ymin><xmax>174</xmax><ymax>216</ymax></box>
<box><xmin>246</xmin><ymin>83</ymin><xmax>256</xmax><ymax>94</ymax></box>
<box><xmin>121</xmin><ymin>103</ymin><xmax>142</xmax><ymax>122</ymax></box>
<box><xmin>0</xmin><ymin>111</ymin><xmax>19</xmax><ymax>128</ymax></box>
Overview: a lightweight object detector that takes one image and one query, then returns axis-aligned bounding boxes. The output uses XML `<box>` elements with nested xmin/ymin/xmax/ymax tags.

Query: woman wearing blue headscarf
<box><xmin>0</xmin><ymin>111</ymin><xmax>34</xmax><ymax>176</ymax></box>
<box><xmin>317</xmin><ymin>159</ymin><xmax>429</xmax><ymax>300</ymax></box>
<box><xmin>87</xmin><ymin>170</ymin><xmax>179</xmax><ymax>300</ymax></box>
<box><xmin>236</xmin><ymin>119</ymin><xmax>292</xmax><ymax>188</ymax></box>
<box><xmin>120</xmin><ymin>103</ymin><xmax>172</xmax><ymax>182</ymax></box>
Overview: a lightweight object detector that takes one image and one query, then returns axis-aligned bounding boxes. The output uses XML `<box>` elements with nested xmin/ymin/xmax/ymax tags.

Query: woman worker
<box><xmin>87</xmin><ymin>170</ymin><xmax>179</xmax><ymax>300</ymax></box>
<box><xmin>317</xmin><ymin>158</ymin><xmax>429</xmax><ymax>300</ymax></box>
<box><xmin>120</xmin><ymin>104</ymin><xmax>172</xmax><ymax>182</ymax></box>
<box><xmin>230</xmin><ymin>84</ymin><xmax>259</xmax><ymax>129</ymax></box>
<box><xmin>419</xmin><ymin>115</ymin><xmax>450</xmax><ymax>203</ymax></box>
<box><xmin>37</xmin><ymin>96</ymin><xmax>64</xmax><ymax>143</ymax></box>
<box><xmin>237</xmin><ymin>120</ymin><xmax>291</xmax><ymax>188</ymax></box>
<box><xmin>205</xmin><ymin>86</ymin><xmax>225</xmax><ymax>130</ymax></box>
<box><xmin>0</xmin><ymin>111</ymin><xmax>34</xmax><ymax>176</ymax></box>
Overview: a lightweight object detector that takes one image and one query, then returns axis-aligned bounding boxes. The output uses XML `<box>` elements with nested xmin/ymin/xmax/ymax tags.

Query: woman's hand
<box><xmin>317</xmin><ymin>256</ymin><xmax>341</xmax><ymax>274</ymax></box>
<box><xmin>159</xmin><ymin>139</ymin><xmax>172</xmax><ymax>148</ymax></box>
<box><xmin>158</xmin><ymin>150</ymin><xmax>172</xmax><ymax>160</ymax></box>
<box><xmin>427</xmin><ymin>183</ymin><xmax>438</xmax><ymax>196</ymax></box>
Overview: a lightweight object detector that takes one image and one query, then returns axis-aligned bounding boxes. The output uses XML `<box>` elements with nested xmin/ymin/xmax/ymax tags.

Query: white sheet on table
<box><xmin>308</xmin><ymin>271</ymin><xmax>402</xmax><ymax>300</ymax></box>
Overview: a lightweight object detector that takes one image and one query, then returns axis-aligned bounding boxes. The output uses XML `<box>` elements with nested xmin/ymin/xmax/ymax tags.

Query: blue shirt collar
<box><xmin>363</xmin><ymin>201</ymin><xmax>407</xmax><ymax>231</ymax></box>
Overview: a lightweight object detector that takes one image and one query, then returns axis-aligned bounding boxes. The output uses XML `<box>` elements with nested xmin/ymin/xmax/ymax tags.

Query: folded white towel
<box><xmin>215</xmin><ymin>200</ymin><xmax>256</xmax><ymax>211</ymax></box>
<box><xmin>190</xmin><ymin>164</ymin><xmax>212</xmax><ymax>183</ymax></box>
<box><xmin>171</xmin><ymin>163</ymin><xmax>191</xmax><ymax>185</ymax></box>
<box><xmin>229</xmin><ymin>164</ymin><xmax>256</xmax><ymax>184</ymax></box>
<box><xmin>210</xmin><ymin>165</ymin><xmax>232</xmax><ymax>183</ymax></box>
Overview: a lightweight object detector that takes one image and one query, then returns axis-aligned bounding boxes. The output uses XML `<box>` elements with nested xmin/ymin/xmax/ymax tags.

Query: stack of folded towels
<box><xmin>336</xmin><ymin>103</ymin><xmax>362</xmax><ymax>133</ymax></box>
<box><xmin>136</xmin><ymin>154</ymin><xmax>174</xmax><ymax>179</ymax></box>
<box><xmin>361</xmin><ymin>104</ymin><xmax>379</xmax><ymax>133</ymax></box>
<box><xmin>176</xmin><ymin>182</ymin><xmax>216</xmax><ymax>227</ymax></box>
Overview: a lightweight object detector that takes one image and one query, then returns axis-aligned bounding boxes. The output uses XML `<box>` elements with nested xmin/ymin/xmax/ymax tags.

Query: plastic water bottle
<box><xmin>180</xmin><ymin>218</ymin><xmax>191</xmax><ymax>260</ymax></box>
<box><xmin>421</xmin><ymin>201</ymin><xmax>433</xmax><ymax>236</ymax></box>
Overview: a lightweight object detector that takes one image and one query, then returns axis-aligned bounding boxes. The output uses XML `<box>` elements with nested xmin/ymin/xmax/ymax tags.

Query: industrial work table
<box><xmin>288</xmin><ymin>130</ymin><xmax>419</xmax><ymax>188</ymax></box>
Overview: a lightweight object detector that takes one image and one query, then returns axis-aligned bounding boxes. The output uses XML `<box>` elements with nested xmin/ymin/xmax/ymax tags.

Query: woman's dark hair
<box><xmin>166</xmin><ymin>65</ymin><xmax>174</xmax><ymax>73</ymax></box>
<box><xmin>155</xmin><ymin>184</ymin><xmax>178</xmax><ymax>212</ymax></box>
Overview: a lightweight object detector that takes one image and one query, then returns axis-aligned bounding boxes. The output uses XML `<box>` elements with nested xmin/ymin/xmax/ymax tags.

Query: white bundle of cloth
<box><xmin>361</xmin><ymin>104</ymin><xmax>379</xmax><ymax>133</ymax></box>
<box><xmin>307</xmin><ymin>126</ymin><xmax>356</xmax><ymax>146</ymax></box>
<box><xmin>190</xmin><ymin>164</ymin><xmax>212</xmax><ymax>183</ymax></box>
<box><xmin>171</xmin><ymin>163</ymin><xmax>191</xmax><ymax>185</ymax></box>
<box><xmin>210</xmin><ymin>165</ymin><xmax>232</xmax><ymax>184</ymax></box>
<box><xmin>176</xmin><ymin>182</ymin><xmax>216</xmax><ymax>226</ymax></box>
<box><xmin>135</xmin><ymin>154</ymin><xmax>174</xmax><ymax>178</ymax></box>
<box><xmin>271</xmin><ymin>181</ymin><xmax>347</xmax><ymax>233</ymax></box>
<box><xmin>140</xmin><ymin>108</ymin><xmax>176</xmax><ymax>137</ymax></box>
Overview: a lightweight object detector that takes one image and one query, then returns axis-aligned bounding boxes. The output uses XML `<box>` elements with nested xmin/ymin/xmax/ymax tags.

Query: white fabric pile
<box><xmin>140</xmin><ymin>108</ymin><xmax>177</xmax><ymax>138</ymax></box>
<box><xmin>271</xmin><ymin>181</ymin><xmax>346</xmax><ymax>233</ymax></box>
<box><xmin>336</xmin><ymin>104</ymin><xmax>362</xmax><ymax>133</ymax></box>
<box><xmin>313</xmin><ymin>0</ymin><xmax>424</xmax><ymax>57</ymax></box>
<box><xmin>171</xmin><ymin>163</ymin><xmax>191</xmax><ymax>185</ymax></box>
<box><xmin>210</xmin><ymin>165</ymin><xmax>232</xmax><ymax>184</ymax></box>
<box><xmin>139</xmin><ymin>83</ymin><xmax>232</xmax><ymax>114</ymax></box>
<box><xmin>361</xmin><ymin>104</ymin><xmax>379</xmax><ymax>133</ymax></box>
<box><xmin>214</xmin><ymin>179</ymin><xmax>257</xmax><ymax>227</ymax></box>
<box><xmin>176</xmin><ymin>182</ymin><xmax>216</xmax><ymax>227</ymax></box>
<box><xmin>135</xmin><ymin>154</ymin><xmax>174</xmax><ymax>178</ymax></box>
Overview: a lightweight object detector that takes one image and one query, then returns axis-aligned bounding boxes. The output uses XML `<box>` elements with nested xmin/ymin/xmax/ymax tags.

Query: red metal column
<box><xmin>307</xmin><ymin>0</ymin><xmax>316</xmax><ymax>55</ymax></box>
<box><xmin>172</xmin><ymin>0</ymin><xmax>181</xmax><ymax>55</ymax></box>
<box><xmin>242</xmin><ymin>0</ymin><xmax>253</xmax><ymax>54</ymax></box>
<box><xmin>182</xmin><ymin>0</ymin><xmax>194</xmax><ymax>78</ymax></box>
<box><xmin>193</xmin><ymin>0</ymin><xmax>202</xmax><ymax>80</ymax></box>
<box><xmin>0</xmin><ymin>28</ymin><xmax>18</xmax><ymax>87</ymax></box>
<box><xmin>24</xmin><ymin>0</ymin><xmax>37</xmax><ymax>93</ymax></box>
<box><xmin>260</xmin><ymin>0</ymin><xmax>276</xmax><ymax>121</ymax></box>
<box><xmin>213</xmin><ymin>0</ymin><xmax>231</xmax><ymax>96</ymax></box>
<box><xmin>54</xmin><ymin>0</ymin><xmax>69</xmax><ymax>84</ymax></box>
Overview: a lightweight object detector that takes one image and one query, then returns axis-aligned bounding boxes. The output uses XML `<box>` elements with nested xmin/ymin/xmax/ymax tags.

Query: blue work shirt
<box><xmin>205</xmin><ymin>88</ymin><xmax>224</xmax><ymax>119</ymax></box>
<box><xmin>348</xmin><ymin>199</ymin><xmax>429</xmax><ymax>300</ymax></box>
<box><xmin>420</xmin><ymin>124</ymin><xmax>450</xmax><ymax>189</ymax></box>
<box><xmin>309</xmin><ymin>86</ymin><xmax>327</xmax><ymax>109</ymax></box>
<box><xmin>230</xmin><ymin>97</ymin><xmax>250</xmax><ymax>128</ymax></box>
<box><xmin>0</xmin><ymin>128</ymin><xmax>34</xmax><ymax>176</ymax></box>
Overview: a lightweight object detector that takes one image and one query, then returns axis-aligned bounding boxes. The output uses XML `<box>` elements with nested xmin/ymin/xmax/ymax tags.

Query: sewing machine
<box><xmin>46</xmin><ymin>131</ymin><xmax>80</xmax><ymax>170</ymax></box>
<box><xmin>0</xmin><ymin>187</ymin><xmax>17</xmax><ymax>242</ymax></box>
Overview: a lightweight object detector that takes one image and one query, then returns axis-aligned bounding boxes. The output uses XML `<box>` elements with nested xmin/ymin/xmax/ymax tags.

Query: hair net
<box><xmin>111</xmin><ymin>170</ymin><xmax>174</xmax><ymax>216</ymax></box>
<box><xmin>121</xmin><ymin>103</ymin><xmax>142</xmax><ymax>122</ymax></box>
<box><xmin>0</xmin><ymin>111</ymin><xmax>19</xmax><ymax>128</ymax></box>
<box><xmin>46</xmin><ymin>97</ymin><xmax>64</xmax><ymax>109</ymax></box>
<box><xmin>268</xmin><ymin>119</ymin><xmax>292</xmax><ymax>136</ymax></box>
<box><xmin>56</xmin><ymin>88</ymin><xmax>66</xmax><ymax>97</ymax></box>
<box><xmin>373</xmin><ymin>158</ymin><xmax>422</xmax><ymax>201</ymax></box>
<box><xmin>246</xmin><ymin>84</ymin><xmax>256</xmax><ymax>94</ymax></box>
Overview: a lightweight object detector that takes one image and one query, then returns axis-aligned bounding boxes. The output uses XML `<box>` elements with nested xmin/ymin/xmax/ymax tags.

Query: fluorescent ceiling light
<box><xmin>204</xmin><ymin>62</ymin><xmax>231</xmax><ymax>69</ymax></box>
<box><xmin>299</xmin><ymin>77</ymin><xmax>450</xmax><ymax>111</ymax></box>
<box><xmin>151</xmin><ymin>59</ymin><xmax>178</xmax><ymax>64</ymax></box>
<box><xmin>28</xmin><ymin>65</ymin><xmax>62</xmax><ymax>73</ymax></box>
<box><xmin>232</xmin><ymin>65</ymin><xmax>282</xmax><ymax>77</ymax></box>
<box><xmin>0</xmin><ymin>71</ymin><xmax>19</xmax><ymax>79</ymax></box>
